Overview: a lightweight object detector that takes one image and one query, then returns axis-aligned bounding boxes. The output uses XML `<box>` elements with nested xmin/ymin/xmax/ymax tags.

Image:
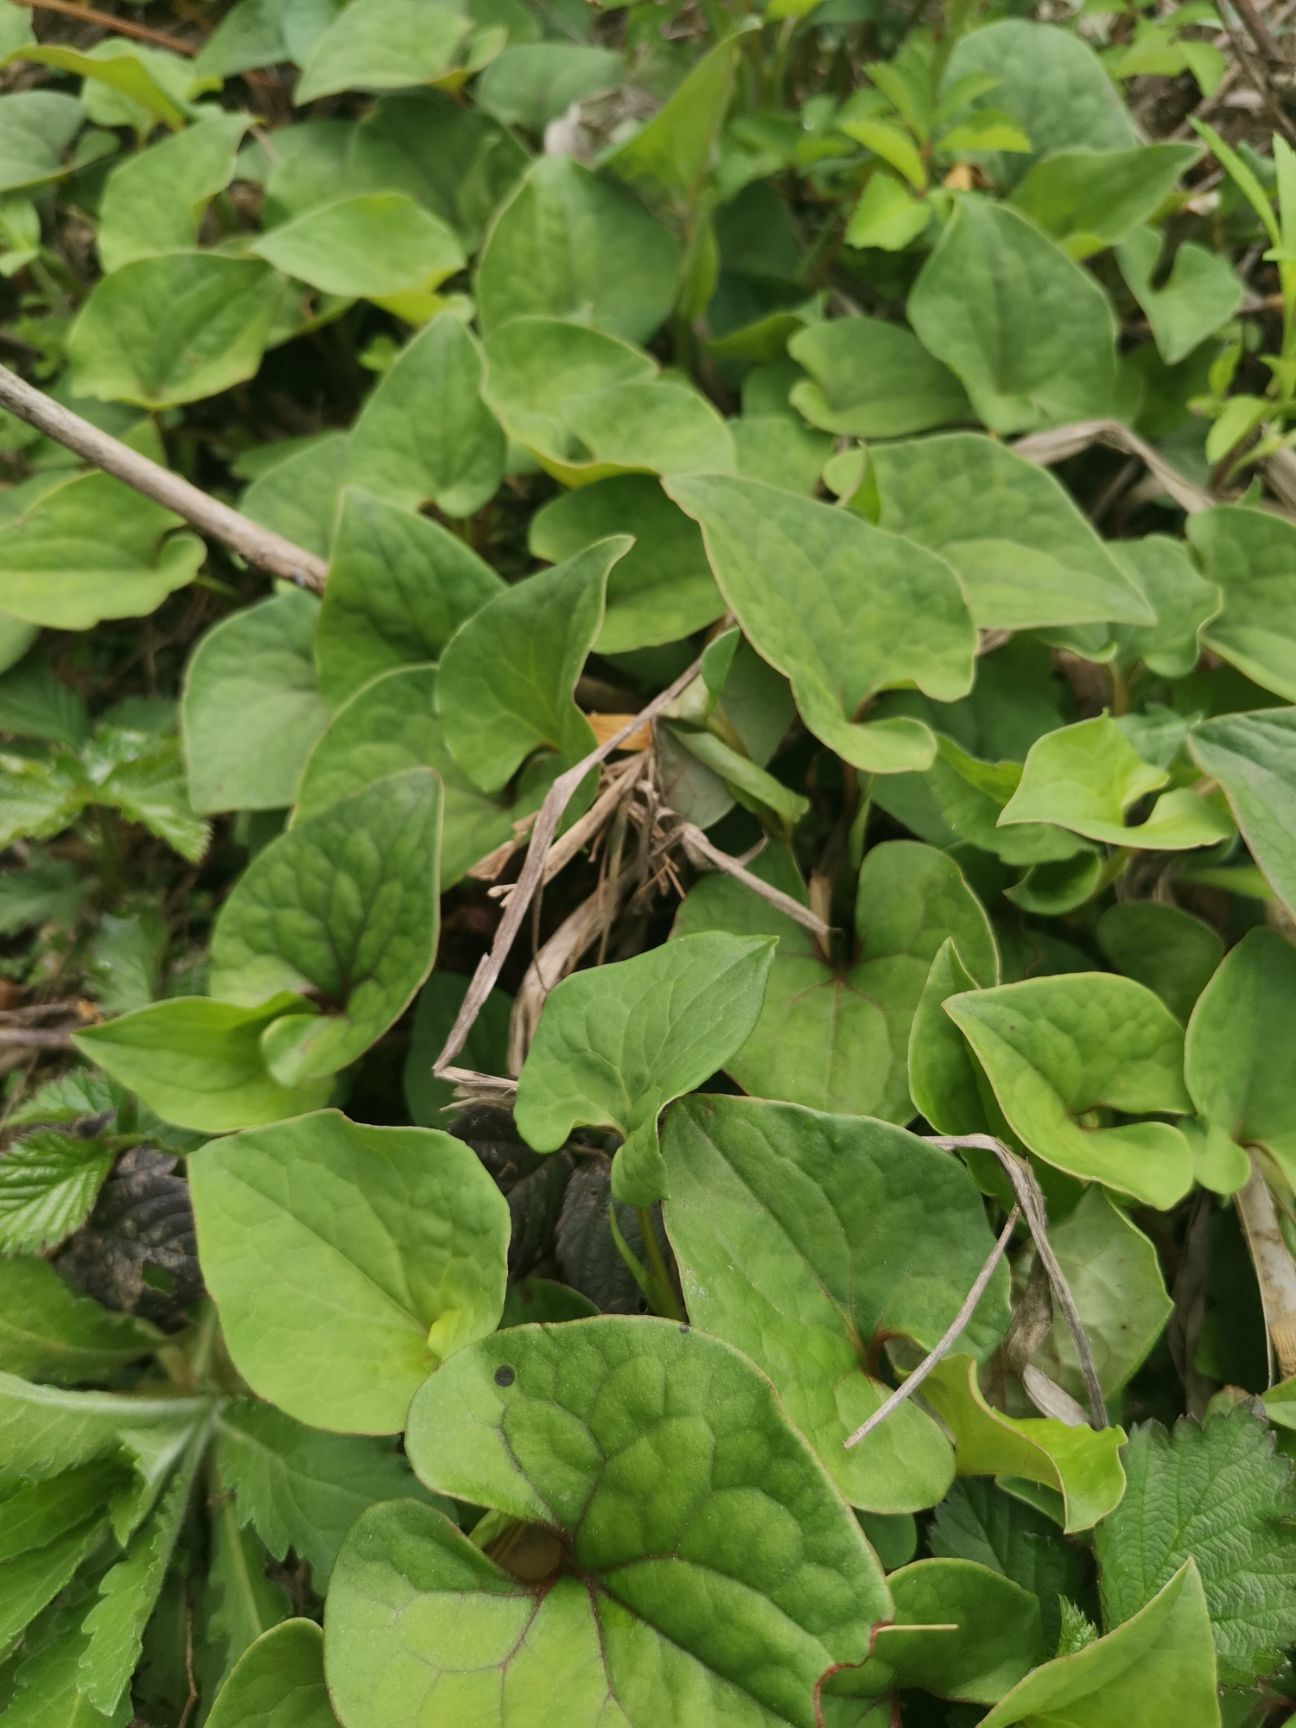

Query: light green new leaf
<box><xmin>603</xmin><ymin>26</ymin><xmax>752</xmax><ymax>207</ymax></box>
<box><xmin>667</xmin><ymin>473</ymin><xmax>976</xmax><ymax>773</ymax></box>
<box><xmin>529</xmin><ymin>475</ymin><xmax>722</xmax><ymax>653</ymax></box>
<box><xmin>788</xmin><ymin>316</ymin><xmax>970</xmax><ymax>438</ymax></box>
<box><xmin>1110</xmin><ymin>536</ymin><xmax>1221</xmax><ymax>678</ymax></box>
<box><xmin>75</xmin><ymin>996</ymin><xmax>332</xmax><ymax>1133</ymax></box>
<box><xmin>68</xmin><ymin>253</ymin><xmax>283</xmax><ymax>411</ymax></box>
<box><xmin>1096</xmin><ymin>1407</ymin><xmax>1296</xmax><ymax>1687</ymax></box>
<box><xmin>999</xmin><ymin>715</ymin><xmax>1232</xmax><ymax>850</ymax></box>
<box><xmin>293</xmin><ymin>667</ymin><xmax>517</xmax><ymax>886</ymax></box>
<box><xmin>908</xmin><ymin>199</ymin><xmax>1120</xmax><ymax>432</ymax></box>
<box><xmin>832</xmin><ymin>1559</ymin><xmax>1044</xmax><ymax>1706</ymax></box>
<box><xmin>436</xmin><ymin>543</ymin><xmax>615</xmax><ymax>794</ymax></box>
<box><xmin>1117</xmin><ymin>226</ymin><xmax>1244</xmax><ymax>365</ymax></box>
<box><xmin>209</xmin><ymin>769</ymin><xmax>441</xmax><ymax>1084</ymax></box>
<box><xmin>1010</xmin><ymin>144</ymin><xmax>1198</xmax><ymax>257</ymax></box>
<box><xmin>216</xmin><ymin>1399</ymin><xmax>442</xmax><ymax>1585</ymax></box>
<box><xmin>983</xmin><ymin>1562</ymin><xmax>1219</xmax><ymax>1727</ymax></box>
<box><xmin>182</xmin><ymin>590</ymin><xmax>329</xmax><ymax>814</ymax></box>
<box><xmin>483</xmin><ymin>317</ymin><xmax>733</xmax><ymax>485</ymax></box>
<box><xmin>0</xmin><ymin>1496</ymin><xmax>109</xmax><ymax>1648</ymax></box>
<box><xmin>0</xmin><ymin>1598</ymin><xmax>132</xmax><ymax>1728</ymax></box>
<box><xmin>869</xmin><ymin>433</ymin><xmax>1150</xmax><ymax>632</ymax></box>
<box><xmin>346</xmin><ymin>311</ymin><xmax>505</xmax><ymax>519</ymax></box>
<box><xmin>208</xmin><ymin>1620</ymin><xmax>338</xmax><ymax>1728</ymax></box>
<box><xmin>920</xmin><ymin>1356</ymin><xmax>1127</xmax><ymax>1533</ymax></box>
<box><xmin>1096</xmin><ymin>901</ymin><xmax>1223</xmax><ymax>1024</ymax></box>
<box><xmin>662</xmin><ymin>1096</ymin><xmax>1010</xmax><ymax>1512</ymax></box>
<box><xmin>6</xmin><ymin>42</ymin><xmax>193</xmax><ymax>131</ymax></box>
<box><xmin>252</xmin><ymin>193</ymin><xmax>464</xmax><ymax>300</ymax></box>
<box><xmin>327</xmin><ymin>1319</ymin><xmax>891</xmax><ymax>1727</ymax></box>
<box><xmin>475</xmin><ymin>155</ymin><xmax>680</xmax><ymax>344</ymax></box>
<box><xmin>1189</xmin><ymin>708</ymin><xmax>1296</xmax><ymax>916</ymax></box>
<box><xmin>97</xmin><ymin>112</ymin><xmax>248</xmax><ymax>272</ymax></box>
<box><xmin>515</xmin><ymin>932</ymin><xmax>776</xmax><ymax>1204</ymax></box>
<box><xmin>0</xmin><ymin>470</ymin><xmax>203</xmax><ymax>630</ymax></box>
<box><xmin>0</xmin><ymin>1130</ymin><xmax>116</xmax><ymax>1254</ymax></box>
<box><xmin>316</xmin><ymin>490</ymin><xmax>502</xmax><ymax>704</ymax></box>
<box><xmin>1033</xmin><ymin>1188</ymin><xmax>1172</xmax><ymax>1399</ymax></box>
<box><xmin>943</xmin><ymin>21</ymin><xmax>1137</xmax><ymax>187</ymax></box>
<box><xmin>946</xmin><ymin>973</ymin><xmax>1194</xmax><ymax>1208</ymax></box>
<box><xmin>675</xmin><ymin>841</ymin><xmax>997</xmax><ymax>1121</ymax></box>
<box><xmin>0</xmin><ymin>91</ymin><xmax>83</xmax><ymax>196</ymax></box>
<box><xmin>0</xmin><ymin>1373</ymin><xmax>206</xmax><ymax>1499</ymax></box>
<box><xmin>1190</xmin><ymin>505</ymin><xmax>1296</xmax><ymax>700</ymax></box>
<box><xmin>1185</xmin><ymin>929</ymin><xmax>1296</xmax><ymax>1189</ymax></box>
<box><xmin>295</xmin><ymin>0</ymin><xmax>471</xmax><ymax>101</ymax></box>
<box><xmin>909</xmin><ymin>937</ymin><xmax>992</xmax><ymax>1135</ymax></box>
<box><xmin>189</xmin><ymin>1109</ymin><xmax>509</xmax><ymax>1433</ymax></box>
<box><xmin>0</xmin><ymin>1257</ymin><xmax>157</xmax><ymax>1384</ymax></box>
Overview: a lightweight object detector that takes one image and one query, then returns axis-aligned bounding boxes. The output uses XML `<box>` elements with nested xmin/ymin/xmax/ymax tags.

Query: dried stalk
<box><xmin>670</xmin><ymin>821</ymin><xmax>833</xmax><ymax>940</ymax></box>
<box><xmin>0</xmin><ymin>365</ymin><xmax>328</xmax><ymax>592</ymax></box>
<box><xmin>929</xmin><ymin>1133</ymin><xmax>1108</xmax><ymax>1429</ymax></box>
<box><xmin>844</xmin><ymin>1205</ymin><xmax>1021</xmax><ymax>1449</ymax></box>
<box><xmin>1236</xmin><ymin>1153</ymin><xmax>1296</xmax><ymax>1381</ymax></box>
<box><xmin>1012</xmin><ymin>418</ymin><xmax>1216</xmax><ymax>517</ymax></box>
<box><xmin>433</xmin><ymin>655</ymin><xmax>705</xmax><ymax>1077</ymax></box>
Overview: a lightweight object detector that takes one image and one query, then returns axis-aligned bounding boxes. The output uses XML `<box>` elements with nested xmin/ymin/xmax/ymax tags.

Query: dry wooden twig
<box><xmin>433</xmin><ymin>655</ymin><xmax>706</xmax><ymax>1077</ymax></box>
<box><xmin>1236</xmin><ymin>1152</ymin><xmax>1296</xmax><ymax>1381</ymax></box>
<box><xmin>1012</xmin><ymin>418</ymin><xmax>1217</xmax><ymax>516</ymax></box>
<box><xmin>929</xmin><ymin>1133</ymin><xmax>1108</xmax><ymax>1429</ymax></box>
<box><xmin>0</xmin><ymin>365</ymin><xmax>328</xmax><ymax>592</ymax></box>
<box><xmin>844</xmin><ymin>1205</ymin><xmax>1022</xmax><ymax>1449</ymax></box>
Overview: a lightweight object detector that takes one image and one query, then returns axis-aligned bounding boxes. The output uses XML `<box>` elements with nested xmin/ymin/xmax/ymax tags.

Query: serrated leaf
<box><xmin>662</xmin><ymin>1095</ymin><xmax>1010</xmax><ymax>1512</ymax></box>
<box><xmin>203</xmin><ymin>1493</ymin><xmax>290</xmax><ymax>1690</ymax></box>
<box><xmin>0</xmin><ymin>470</ymin><xmax>204</xmax><ymax>630</ymax></box>
<box><xmin>946</xmin><ymin>973</ymin><xmax>1194</xmax><ymax>1207</ymax></box>
<box><xmin>868</xmin><ymin>433</ymin><xmax>1152</xmax><ymax>632</ymax></box>
<box><xmin>0</xmin><ymin>1257</ymin><xmax>158</xmax><ymax>1383</ymax></box>
<box><xmin>676</xmin><ymin>841</ymin><xmax>997</xmax><ymax>1121</ymax></box>
<box><xmin>189</xmin><ymin>1109</ymin><xmax>509</xmax><ymax>1433</ymax></box>
<box><xmin>1097</xmin><ymin>1407</ymin><xmax>1296</xmax><ymax>1687</ymax></box>
<box><xmin>436</xmin><ymin>543</ymin><xmax>614</xmax><ymax>794</ymax></box>
<box><xmin>0</xmin><ymin>1500</ymin><xmax>108</xmax><ymax>1647</ymax></box>
<box><xmin>1190</xmin><ymin>505</ymin><xmax>1296</xmax><ymax>701</ymax></box>
<box><xmin>929</xmin><ymin>1478</ymin><xmax>1088</xmax><ymax>1647</ymax></box>
<box><xmin>515</xmin><ymin>932</ymin><xmax>776</xmax><ymax>1204</ymax></box>
<box><xmin>327</xmin><ymin>1319</ymin><xmax>891</xmax><ymax>1727</ymax></box>
<box><xmin>788</xmin><ymin>316</ymin><xmax>970</xmax><ymax>438</ymax></box>
<box><xmin>0</xmin><ymin>651</ymin><xmax>87</xmax><ymax>746</ymax></box>
<box><xmin>216</xmin><ymin>1398</ymin><xmax>445</xmax><ymax>1584</ymax></box>
<box><xmin>68</xmin><ymin>253</ymin><xmax>283</xmax><ymax>411</ymax></box>
<box><xmin>921</xmin><ymin>1355</ymin><xmax>1127</xmax><ymax>1532</ymax></box>
<box><xmin>75</xmin><ymin>995</ymin><xmax>332</xmax><ymax>1133</ymax></box>
<box><xmin>908</xmin><ymin>198</ymin><xmax>1120</xmax><ymax>432</ymax></box>
<box><xmin>998</xmin><ymin>714</ymin><xmax>1232</xmax><ymax>850</ymax></box>
<box><xmin>667</xmin><ymin>473</ymin><xmax>976</xmax><ymax>773</ymax></box>
<box><xmin>0</xmin><ymin>1130</ymin><xmax>116</xmax><ymax>1254</ymax></box>
<box><xmin>207</xmin><ymin>1619</ymin><xmax>338</xmax><ymax>1728</ymax></box>
<box><xmin>475</xmin><ymin>156</ymin><xmax>680</xmax><ymax>345</ymax></box>
<box><xmin>345</xmin><ymin>311</ymin><xmax>504</xmax><ymax>520</ymax></box>
<box><xmin>209</xmin><ymin>768</ymin><xmax>441</xmax><ymax>1084</ymax></box>
<box><xmin>0</xmin><ymin>1373</ymin><xmax>206</xmax><ymax>1500</ymax></box>
<box><xmin>1189</xmin><ymin>708</ymin><xmax>1296</xmax><ymax>917</ymax></box>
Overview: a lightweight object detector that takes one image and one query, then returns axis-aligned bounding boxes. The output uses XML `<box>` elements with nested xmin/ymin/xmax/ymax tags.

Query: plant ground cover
<box><xmin>2</xmin><ymin>0</ymin><xmax>1296</xmax><ymax>1721</ymax></box>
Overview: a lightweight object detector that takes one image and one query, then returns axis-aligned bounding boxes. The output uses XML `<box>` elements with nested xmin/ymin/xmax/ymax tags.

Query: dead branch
<box><xmin>1236</xmin><ymin>1152</ymin><xmax>1296</xmax><ymax>1381</ymax></box>
<box><xmin>1012</xmin><ymin>419</ymin><xmax>1217</xmax><ymax>516</ymax></box>
<box><xmin>0</xmin><ymin>365</ymin><xmax>328</xmax><ymax>593</ymax></box>
<box><xmin>843</xmin><ymin>1205</ymin><xmax>1022</xmax><ymax>1449</ymax></box>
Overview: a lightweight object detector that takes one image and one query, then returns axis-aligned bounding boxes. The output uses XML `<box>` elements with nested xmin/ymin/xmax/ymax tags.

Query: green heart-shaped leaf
<box><xmin>1189</xmin><ymin>708</ymin><xmax>1296</xmax><ymax>916</ymax></box>
<box><xmin>189</xmin><ymin>1109</ymin><xmax>509</xmax><ymax>1433</ymax></box>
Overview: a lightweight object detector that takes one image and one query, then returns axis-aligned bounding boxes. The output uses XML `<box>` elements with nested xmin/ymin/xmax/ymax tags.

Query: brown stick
<box><xmin>0</xmin><ymin>365</ymin><xmax>328</xmax><ymax>593</ymax></box>
<box><xmin>0</xmin><ymin>1026</ymin><xmax>73</xmax><ymax>1050</ymax></box>
<box><xmin>844</xmin><ymin>1205</ymin><xmax>1022</xmax><ymax>1449</ymax></box>
<box><xmin>929</xmin><ymin>1133</ymin><xmax>1108</xmax><ymax>1429</ymax></box>
<box><xmin>12</xmin><ymin>0</ymin><xmax>199</xmax><ymax>54</ymax></box>
<box><xmin>433</xmin><ymin>656</ymin><xmax>705</xmax><ymax>1076</ymax></box>
<box><xmin>1236</xmin><ymin>1152</ymin><xmax>1296</xmax><ymax>1381</ymax></box>
<box><xmin>1012</xmin><ymin>419</ymin><xmax>1216</xmax><ymax>517</ymax></box>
